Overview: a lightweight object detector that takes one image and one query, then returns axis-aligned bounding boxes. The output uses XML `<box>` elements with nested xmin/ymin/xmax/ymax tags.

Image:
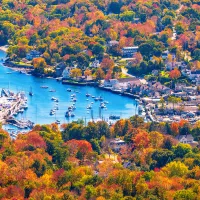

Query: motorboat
<box><xmin>41</xmin><ymin>86</ymin><xmax>48</xmax><ymax>89</ymax></box>
<box><xmin>99</xmin><ymin>96</ymin><xmax>103</xmax><ymax>101</ymax></box>
<box><xmin>67</xmin><ymin>88</ymin><xmax>72</xmax><ymax>92</ymax></box>
<box><xmin>65</xmin><ymin>111</ymin><xmax>71</xmax><ymax>117</ymax></box>
<box><xmin>87</xmin><ymin>105</ymin><xmax>92</xmax><ymax>109</ymax></box>
<box><xmin>109</xmin><ymin>115</ymin><xmax>120</xmax><ymax>120</ymax></box>
<box><xmin>86</xmin><ymin>93</ymin><xmax>90</xmax><ymax>97</ymax></box>
<box><xmin>50</xmin><ymin>110</ymin><xmax>55</xmax><ymax>115</ymax></box>
<box><xmin>55</xmin><ymin>120</ymin><xmax>61</xmax><ymax>124</ymax></box>
<box><xmin>49</xmin><ymin>89</ymin><xmax>56</xmax><ymax>92</ymax></box>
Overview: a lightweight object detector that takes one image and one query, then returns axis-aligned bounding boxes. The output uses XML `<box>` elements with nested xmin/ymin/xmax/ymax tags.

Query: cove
<box><xmin>0</xmin><ymin>50</ymin><xmax>138</xmax><ymax>131</ymax></box>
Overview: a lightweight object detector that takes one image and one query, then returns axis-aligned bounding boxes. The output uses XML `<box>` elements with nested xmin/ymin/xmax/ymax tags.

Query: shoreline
<box><xmin>0</xmin><ymin>45</ymin><xmax>9</xmax><ymax>52</ymax></box>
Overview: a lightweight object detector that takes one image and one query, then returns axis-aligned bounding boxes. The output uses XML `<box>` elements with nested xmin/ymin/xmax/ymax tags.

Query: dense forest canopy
<box><xmin>0</xmin><ymin>118</ymin><xmax>200</xmax><ymax>199</ymax></box>
<box><xmin>0</xmin><ymin>0</ymin><xmax>199</xmax><ymax>76</ymax></box>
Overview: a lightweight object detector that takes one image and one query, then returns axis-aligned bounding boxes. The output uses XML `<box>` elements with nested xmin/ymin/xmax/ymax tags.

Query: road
<box><xmin>121</xmin><ymin>67</ymin><xmax>135</xmax><ymax>78</ymax></box>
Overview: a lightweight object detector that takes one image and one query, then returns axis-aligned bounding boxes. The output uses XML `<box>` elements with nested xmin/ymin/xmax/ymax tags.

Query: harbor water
<box><xmin>0</xmin><ymin>50</ymin><xmax>138</xmax><ymax>131</ymax></box>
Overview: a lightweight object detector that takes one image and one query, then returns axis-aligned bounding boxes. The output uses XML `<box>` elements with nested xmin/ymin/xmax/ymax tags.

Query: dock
<box><xmin>0</xmin><ymin>89</ymin><xmax>31</xmax><ymax>126</ymax></box>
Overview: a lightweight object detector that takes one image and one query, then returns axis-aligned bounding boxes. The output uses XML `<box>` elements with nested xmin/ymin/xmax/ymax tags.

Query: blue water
<box><xmin>0</xmin><ymin>50</ymin><xmax>137</xmax><ymax>131</ymax></box>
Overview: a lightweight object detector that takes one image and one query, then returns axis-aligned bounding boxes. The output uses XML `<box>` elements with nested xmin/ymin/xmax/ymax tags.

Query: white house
<box><xmin>162</xmin><ymin>50</ymin><xmax>175</xmax><ymax>60</ymax></box>
<box><xmin>103</xmin><ymin>79</ymin><xmax>119</xmax><ymax>88</ymax></box>
<box><xmin>26</xmin><ymin>50</ymin><xmax>41</xmax><ymax>60</ymax></box>
<box><xmin>108</xmin><ymin>40</ymin><xmax>119</xmax><ymax>47</ymax></box>
<box><xmin>90</xmin><ymin>59</ymin><xmax>100</xmax><ymax>68</ymax></box>
<box><xmin>62</xmin><ymin>67</ymin><xmax>71</xmax><ymax>78</ymax></box>
<box><xmin>176</xmin><ymin>134</ymin><xmax>198</xmax><ymax>147</ymax></box>
<box><xmin>122</xmin><ymin>46</ymin><xmax>138</xmax><ymax>57</ymax></box>
<box><xmin>110</xmin><ymin>138</ymin><xmax>126</xmax><ymax>152</ymax></box>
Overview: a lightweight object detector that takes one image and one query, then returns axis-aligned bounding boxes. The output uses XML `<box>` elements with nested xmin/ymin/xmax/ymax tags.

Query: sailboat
<box><xmin>29</xmin><ymin>87</ymin><xmax>33</xmax><ymax>96</ymax></box>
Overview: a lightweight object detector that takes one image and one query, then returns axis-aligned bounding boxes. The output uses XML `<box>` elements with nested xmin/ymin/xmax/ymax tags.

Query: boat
<box><xmin>71</xmin><ymin>94</ymin><xmax>76</xmax><ymax>97</ymax></box>
<box><xmin>51</xmin><ymin>97</ymin><xmax>56</xmax><ymax>100</ymax></box>
<box><xmin>99</xmin><ymin>96</ymin><xmax>103</xmax><ymax>101</ymax></box>
<box><xmin>65</xmin><ymin>111</ymin><xmax>71</xmax><ymax>117</ymax></box>
<box><xmin>86</xmin><ymin>93</ymin><xmax>90</xmax><ymax>97</ymax></box>
<box><xmin>55</xmin><ymin>120</ymin><xmax>61</xmax><ymax>124</ymax></box>
<box><xmin>100</xmin><ymin>104</ymin><xmax>106</xmax><ymax>109</ymax></box>
<box><xmin>50</xmin><ymin>110</ymin><xmax>55</xmax><ymax>115</ymax></box>
<box><xmin>21</xmin><ymin>104</ymin><xmax>28</xmax><ymax>109</ymax></box>
<box><xmin>18</xmin><ymin>108</ymin><xmax>24</xmax><ymax>113</ymax></box>
<box><xmin>13</xmin><ymin>112</ymin><xmax>18</xmax><ymax>117</ymax></box>
<box><xmin>92</xmin><ymin>96</ymin><xmax>95</xmax><ymax>98</ymax></box>
<box><xmin>29</xmin><ymin>87</ymin><xmax>33</xmax><ymax>96</ymax></box>
<box><xmin>41</xmin><ymin>86</ymin><xmax>48</xmax><ymax>89</ymax></box>
<box><xmin>138</xmin><ymin>105</ymin><xmax>144</xmax><ymax>113</ymax></box>
<box><xmin>104</xmin><ymin>101</ymin><xmax>109</xmax><ymax>104</ymax></box>
<box><xmin>67</xmin><ymin>88</ymin><xmax>72</xmax><ymax>92</ymax></box>
<box><xmin>71</xmin><ymin>113</ymin><xmax>75</xmax><ymax>117</ymax></box>
<box><xmin>73</xmin><ymin>98</ymin><xmax>77</xmax><ymax>102</ymax></box>
<box><xmin>6</xmin><ymin>72</ymin><xmax>12</xmax><ymax>74</ymax></box>
<box><xmin>94</xmin><ymin>97</ymin><xmax>99</xmax><ymax>101</ymax></box>
<box><xmin>49</xmin><ymin>89</ymin><xmax>56</xmax><ymax>92</ymax></box>
<box><xmin>87</xmin><ymin>105</ymin><xmax>92</xmax><ymax>109</ymax></box>
<box><xmin>109</xmin><ymin>115</ymin><xmax>120</xmax><ymax>120</ymax></box>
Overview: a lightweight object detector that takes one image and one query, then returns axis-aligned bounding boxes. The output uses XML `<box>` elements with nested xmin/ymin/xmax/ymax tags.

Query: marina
<box><xmin>0</xmin><ymin>50</ymin><xmax>138</xmax><ymax>132</ymax></box>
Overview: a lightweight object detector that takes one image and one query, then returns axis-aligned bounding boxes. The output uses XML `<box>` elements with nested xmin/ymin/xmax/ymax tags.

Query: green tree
<box><xmin>174</xmin><ymin>190</ymin><xmax>197</xmax><ymax>200</ymax></box>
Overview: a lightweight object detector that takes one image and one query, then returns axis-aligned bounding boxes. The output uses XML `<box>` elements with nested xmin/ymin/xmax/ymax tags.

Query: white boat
<box><xmin>87</xmin><ymin>105</ymin><xmax>92</xmax><ymax>109</ymax></box>
<box><xmin>50</xmin><ymin>111</ymin><xmax>55</xmax><ymax>115</ymax></box>
<box><xmin>65</xmin><ymin>111</ymin><xmax>71</xmax><ymax>117</ymax></box>
<box><xmin>55</xmin><ymin>120</ymin><xmax>60</xmax><ymax>124</ymax></box>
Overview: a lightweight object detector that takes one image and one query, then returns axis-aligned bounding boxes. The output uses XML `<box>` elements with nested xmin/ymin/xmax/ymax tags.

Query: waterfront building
<box><xmin>26</xmin><ymin>50</ymin><xmax>41</xmax><ymax>60</ymax></box>
<box><xmin>122</xmin><ymin>46</ymin><xmax>138</xmax><ymax>57</ymax></box>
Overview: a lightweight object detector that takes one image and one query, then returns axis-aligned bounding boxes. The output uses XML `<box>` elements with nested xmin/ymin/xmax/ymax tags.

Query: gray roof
<box><xmin>175</xmin><ymin>134</ymin><xmax>194</xmax><ymax>141</ymax></box>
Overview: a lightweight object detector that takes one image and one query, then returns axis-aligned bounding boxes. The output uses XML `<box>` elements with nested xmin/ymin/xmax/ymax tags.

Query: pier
<box><xmin>0</xmin><ymin>89</ymin><xmax>32</xmax><ymax>127</ymax></box>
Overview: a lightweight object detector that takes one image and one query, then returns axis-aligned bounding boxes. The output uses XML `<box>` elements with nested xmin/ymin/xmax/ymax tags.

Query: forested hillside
<box><xmin>0</xmin><ymin>119</ymin><xmax>200</xmax><ymax>199</ymax></box>
<box><xmin>0</xmin><ymin>0</ymin><xmax>199</xmax><ymax>76</ymax></box>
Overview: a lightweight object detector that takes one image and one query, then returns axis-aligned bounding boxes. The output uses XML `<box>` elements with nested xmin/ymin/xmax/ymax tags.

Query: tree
<box><xmin>70</xmin><ymin>68</ymin><xmax>82</xmax><ymax>79</ymax></box>
<box><xmin>167</xmin><ymin>96</ymin><xmax>182</xmax><ymax>111</ymax></box>
<box><xmin>152</xmin><ymin>149</ymin><xmax>174</xmax><ymax>168</ymax></box>
<box><xmin>133</xmin><ymin>130</ymin><xmax>150</xmax><ymax>150</ymax></box>
<box><xmin>84</xmin><ymin>69</ymin><xmax>92</xmax><ymax>77</ymax></box>
<box><xmin>173</xmin><ymin>143</ymin><xmax>191</xmax><ymax>158</ymax></box>
<box><xmin>169</xmin><ymin>68</ymin><xmax>181</xmax><ymax>80</ymax></box>
<box><xmin>100</xmin><ymin>57</ymin><xmax>114</xmax><ymax>73</ymax></box>
<box><xmin>175</xmin><ymin>23</ymin><xmax>185</xmax><ymax>35</ymax></box>
<box><xmin>174</xmin><ymin>190</ymin><xmax>197</xmax><ymax>200</ymax></box>
<box><xmin>138</xmin><ymin>43</ymin><xmax>153</xmax><ymax>59</ymax></box>
<box><xmin>95</xmin><ymin>68</ymin><xmax>105</xmax><ymax>80</ymax></box>
<box><xmin>129</xmin><ymin>115</ymin><xmax>144</xmax><ymax>128</ymax></box>
<box><xmin>149</xmin><ymin>131</ymin><xmax>164</xmax><ymax>148</ymax></box>
<box><xmin>92</xmin><ymin>44</ymin><xmax>104</xmax><ymax>56</ymax></box>
<box><xmin>120</xmin><ymin>11</ymin><xmax>135</xmax><ymax>22</ymax></box>
<box><xmin>33</xmin><ymin>58</ymin><xmax>47</xmax><ymax>74</ymax></box>
<box><xmin>162</xmin><ymin>161</ymin><xmax>188</xmax><ymax>177</ymax></box>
